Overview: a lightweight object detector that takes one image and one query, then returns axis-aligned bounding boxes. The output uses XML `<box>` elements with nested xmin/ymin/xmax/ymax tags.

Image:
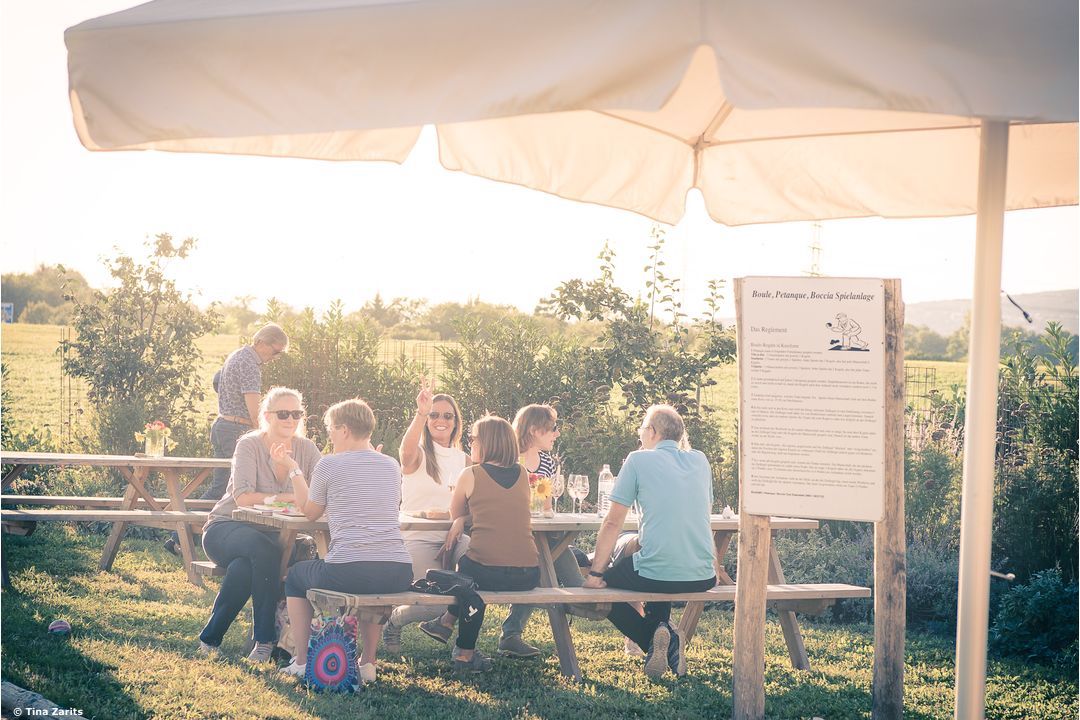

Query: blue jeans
<box><xmin>199</xmin><ymin>520</ymin><xmax>284</xmax><ymax>646</ymax></box>
<box><xmin>501</xmin><ymin>537</ymin><xmax>584</xmax><ymax>638</ymax></box>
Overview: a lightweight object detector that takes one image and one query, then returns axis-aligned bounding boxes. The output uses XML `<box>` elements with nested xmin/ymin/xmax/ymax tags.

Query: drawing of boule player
<box><xmin>826</xmin><ymin>313</ymin><xmax>870</xmax><ymax>351</ymax></box>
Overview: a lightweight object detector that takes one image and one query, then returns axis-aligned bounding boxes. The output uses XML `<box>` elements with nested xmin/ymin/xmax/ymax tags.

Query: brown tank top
<box><xmin>464</xmin><ymin>464</ymin><xmax>539</xmax><ymax>568</ymax></box>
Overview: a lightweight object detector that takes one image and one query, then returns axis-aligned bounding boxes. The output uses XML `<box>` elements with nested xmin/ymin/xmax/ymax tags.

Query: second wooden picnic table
<box><xmin>1</xmin><ymin>451</ymin><xmax>230</xmax><ymax>585</ymax></box>
<box><xmin>233</xmin><ymin>507</ymin><xmax>819</xmax><ymax>676</ymax></box>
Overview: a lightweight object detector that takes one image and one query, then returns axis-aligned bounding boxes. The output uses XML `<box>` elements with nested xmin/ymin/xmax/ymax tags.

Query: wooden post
<box><xmin>873</xmin><ymin>279</ymin><xmax>906</xmax><ymax>719</ymax></box>
<box><xmin>732</xmin><ymin>277</ymin><xmax>769</xmax><ymax>720</ymax></box>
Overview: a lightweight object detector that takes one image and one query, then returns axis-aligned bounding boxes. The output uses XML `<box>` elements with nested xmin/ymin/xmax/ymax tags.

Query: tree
<box><xmin>62</xmin><ymin>235</ymin><xmax>219</xmax><ymax>455</ymax></box>
<box><xmin>1</xmin><ymin>264</ymin><xmax>93</xmax><ymax>322</ymax></box>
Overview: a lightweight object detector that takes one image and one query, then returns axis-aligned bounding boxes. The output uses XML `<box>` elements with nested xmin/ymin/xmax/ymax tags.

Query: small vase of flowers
<box><xmin>135</xmin><ymin>421</ymin><xmax>177</xmax><ymax>457</ymax></box>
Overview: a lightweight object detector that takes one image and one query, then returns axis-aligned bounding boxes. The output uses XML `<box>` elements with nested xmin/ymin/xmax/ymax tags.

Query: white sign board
<box><xmin>739</xmin><ymin>277</ymin><xmax>885</xmax><ymax>521</ymax></box>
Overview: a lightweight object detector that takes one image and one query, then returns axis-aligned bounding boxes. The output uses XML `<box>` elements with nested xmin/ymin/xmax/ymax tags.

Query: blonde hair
<box><xmin>646</xmin><ymin>404</ymin><xmax>687</xmax><ymax>444</ymax></box>
<box><xmin>325</xmin><ymin>398</ymin><xmax>376</xmax><ymax>439</ymax></box>
<box><xmin>421</xmin><ymin>393</ymin><xmax>463</xmax><ymax>484</ymax></box>
<box><xmin>470</xmin><ymin>415</ymin><xmax>519</xmax><ymax>467</ymax></box>
<box><xmin>259</xmin><ymin>387</ymin><xmax>306</xmax><ymax>436</ymax></box>
<box><xmin>513</xmin><ymin>404</ymin><xmax>557</xmax><ymax>453</ymax></box>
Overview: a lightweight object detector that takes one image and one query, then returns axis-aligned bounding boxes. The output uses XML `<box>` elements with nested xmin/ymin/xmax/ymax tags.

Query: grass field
<box><xmin>2</xmin><ymin>524</ymin><xmax>1075</xmax><ymax>720</ymax></box>
<box><xmin>1</xmin><ymin>323</ymin><xmax>970</xmax><ymax>444</ymax></box>
<box><xmin>0</xmin><ymin>324</ymin><xmax>453</xmax><ymax>440</ymax></box>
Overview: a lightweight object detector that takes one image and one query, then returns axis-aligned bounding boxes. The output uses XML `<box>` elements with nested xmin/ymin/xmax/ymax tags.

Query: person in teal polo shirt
<box><xmin>582</xmin><ymin>404</ymin><xmax>716</xmax><ymax>679</ymax></box>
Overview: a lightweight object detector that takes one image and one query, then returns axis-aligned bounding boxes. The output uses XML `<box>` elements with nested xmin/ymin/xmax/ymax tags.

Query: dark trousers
<box><xmin>285</xmin><ymin>558</ymin><xmax>413</xmax><ymax>599</ymax></box>
<box><xmin>200</xmin><ymin>520</ymin><xmax>284</xmax><ymax>645</ymax></box>
<box><xmin>603</xmin><ymin>556</ymin><xmax>716</xmax><ymax>651</ymax></box>
<box><xmin>449</xmin><ymin>555</ymin><xmax>539</xmax><ymax>651</ymax></box>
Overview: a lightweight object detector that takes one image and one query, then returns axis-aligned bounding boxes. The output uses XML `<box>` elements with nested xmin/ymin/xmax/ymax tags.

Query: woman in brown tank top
<box><xmin>418</xmin><ymin>415</ymin><xmax>540</xmax><ymax>674</ymax></box>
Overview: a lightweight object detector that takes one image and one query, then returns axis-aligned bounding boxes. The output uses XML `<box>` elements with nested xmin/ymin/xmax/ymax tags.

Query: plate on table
<box><xmin>253</xmin><ymin>503</ymin><xmax>303</xmax><ymax>516</ymax></box>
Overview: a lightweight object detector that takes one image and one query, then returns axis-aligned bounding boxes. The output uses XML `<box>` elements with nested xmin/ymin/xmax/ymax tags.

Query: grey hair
<box><xmin>646</xmin><ymin>404</ymin><xmax>687</xmax><ymax>446</ymax></box>
<box><xmin>253</xmin><ymin>323</ymin><xmax>288</xmax><ymax>350</ymax></box>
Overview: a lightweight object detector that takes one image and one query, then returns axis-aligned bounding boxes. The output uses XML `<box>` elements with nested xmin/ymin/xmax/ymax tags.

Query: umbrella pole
<box><xmin>954</xmin><ymin>119</ymin><xmax>1009</xmax><ymax>720</ymax></box>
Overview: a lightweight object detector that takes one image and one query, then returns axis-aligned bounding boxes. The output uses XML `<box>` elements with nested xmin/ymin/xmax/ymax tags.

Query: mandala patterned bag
<box><xmin>303</xmin><ymin>610</ymin><xmax>361</xmax><ymax>693</ymax></box>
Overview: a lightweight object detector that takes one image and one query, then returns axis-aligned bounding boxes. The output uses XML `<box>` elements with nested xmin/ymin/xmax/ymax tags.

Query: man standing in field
<box><xmin>164</xmin><ymin>323</ymin><xmax>289</xmax><ymax>556</ymax></box>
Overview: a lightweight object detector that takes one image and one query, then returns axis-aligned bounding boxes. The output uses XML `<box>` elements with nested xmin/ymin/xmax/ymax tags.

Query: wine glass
<box><xmin>567</xmin><ymin>474</ymin><xmax>581</xmax><ymax>513</ymax></box>
<box><xmin>571</xmin><ymin>474</ymin><xmax>590</xmax><ymax>514</ymax></box>
<box><xmin>550</xmin><ymin>473</ymin><xmax>565</xmax><ymax>514</ymax></box>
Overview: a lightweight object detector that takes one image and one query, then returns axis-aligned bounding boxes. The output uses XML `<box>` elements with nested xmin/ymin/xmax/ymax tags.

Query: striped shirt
<box><xmin>308</xmin><ymin>450</ymin><xmax>412</xmax><ymax>565</ymax></box>
<box><xmin>525</xmin><ymin>450</ymin><xmax>557</xmax><ymax>478</ymax></box>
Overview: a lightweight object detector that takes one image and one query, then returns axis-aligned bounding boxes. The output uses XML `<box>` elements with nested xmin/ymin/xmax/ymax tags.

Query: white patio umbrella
<box><xmin>65</xmin><ymin>1</ymin><xmax>1078</xmax><ymax>718</ymax></box>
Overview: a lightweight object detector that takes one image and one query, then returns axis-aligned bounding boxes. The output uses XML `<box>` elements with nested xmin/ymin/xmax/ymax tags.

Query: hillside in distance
<box><xmin>904</xmin><ymin>289</ymin><xmax>1078</xmax><ymax>335</ymax></box>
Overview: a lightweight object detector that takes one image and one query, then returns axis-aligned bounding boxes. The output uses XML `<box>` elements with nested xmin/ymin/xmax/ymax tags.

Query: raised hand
<box><xmin>416</xmin><ymin>376</ymin><xmax>434</xmax><ymax>416</ymax></box>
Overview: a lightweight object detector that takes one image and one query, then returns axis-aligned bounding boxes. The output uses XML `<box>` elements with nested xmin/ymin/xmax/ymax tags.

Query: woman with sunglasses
<box><xmin>417</xmin><ymin>415</ymin><xmax>539</xmax><ymax>674</ymax></box>
<box><xmin>198</xmin><ymin>387</ymin><xmax>322</xmax><ymax>662</ymax></box>
<box><xmin>381</xmin><ymin>379</ymin><xmax>470</xmax><ymax>653</ymax></box>
<box><xmin>496</xmin><ymin>403</ymin><xmax>576</xmax><ymax>658</ymax></box>
<box><xmin>281</xmin><ymin>398</ymin><xmax>413</xmax><ymax>685</ymax></box>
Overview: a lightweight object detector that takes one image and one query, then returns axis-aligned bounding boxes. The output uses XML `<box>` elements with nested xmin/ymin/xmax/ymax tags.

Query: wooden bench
<box><xmin>1</xmin><ymin>495</ymin><xmax>217</xmax><ymax>510</ymax></box>
<box><xmin>307</xmin><ymin>583</ymin><xmax>871</xmax><ymax>678</ymax></box>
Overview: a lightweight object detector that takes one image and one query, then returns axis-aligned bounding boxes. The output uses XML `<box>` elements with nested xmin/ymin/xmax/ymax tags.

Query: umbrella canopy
<box><xmin>65</xmin><ymin>0</ymin><xmax>1078</xmax><ymax>225</ymax></box>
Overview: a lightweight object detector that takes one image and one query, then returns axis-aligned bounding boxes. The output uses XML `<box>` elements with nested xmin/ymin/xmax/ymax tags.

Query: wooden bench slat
<box><xmin>192</xmin><ymin>561</ymin><xmax>225</xmax><ymax>577</ymax></box>
<box><xmin>2</xmin><ymin>495</ymin><xmax>217</xmax><ymax>510</ymax></box>
<box><xmin>308</xmin><ymin>583</ymin><xmax>871</xmax><ymax>609</ymax></box>
<box><xmin>1</xmin><ymin>508</ymin><xmax>208</xmax><ymax>530</ymax></box>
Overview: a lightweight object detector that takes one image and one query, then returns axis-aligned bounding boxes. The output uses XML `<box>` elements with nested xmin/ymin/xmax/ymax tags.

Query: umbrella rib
<box><xmin>592</xmin><ymin>111</ymin><xmax>697</xmax><ymax>147</ymax></box>
<box><xmin>701</xmin><ymin>121</ymin><xmax>987</xmax><ymax>148</ymax></box>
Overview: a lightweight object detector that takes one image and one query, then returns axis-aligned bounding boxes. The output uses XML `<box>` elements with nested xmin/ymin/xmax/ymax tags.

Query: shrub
<box><xmin>990</xmin><ymin>568</ymin><xmax>1079</xmax><ymax>668</ymax></box>
<box><xmin>772</xmin><ymin>525</ymin><xmax>874</xmax><ymax>623</ymax></box>
<box><xmin>262</xmin><ymin>302</ymin><xmax>423</xmax><ymax>456</ymax></box>
<box><xmin>904</xmin><ymin>445</ymin><xmax>961</xmax><ymax>548</ymax></box>
<box><xmin>62</xmin><ymin>235</ymin><xmax>218</xmax><ymax>464</ymax></box>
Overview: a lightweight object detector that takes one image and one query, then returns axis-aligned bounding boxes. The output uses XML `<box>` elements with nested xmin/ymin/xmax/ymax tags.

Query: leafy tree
<box><xmin>1</xmin><ymin>264</ymin><xmax>93</xmax><ymax>322</ymax></box>
<box><xmin>62</xmin><ymin>235</ymin><xmax>219</xmax><ymax>456</ymax></box>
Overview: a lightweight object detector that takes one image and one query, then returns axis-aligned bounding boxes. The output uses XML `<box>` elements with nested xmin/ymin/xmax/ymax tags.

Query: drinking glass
<box><xmin>550</xmin><ymin>473</ymin><xmax>565</xmax><ymax>514</ymax></box>
<box><xmin>568</xmin><ymin>474</ymin><xmax>583</xmax><ymax>513</ymax></box>
<box><xmin>574</xmin><ymin>474</ymin><xmax>590</xmax><ymax>514</ymax></box>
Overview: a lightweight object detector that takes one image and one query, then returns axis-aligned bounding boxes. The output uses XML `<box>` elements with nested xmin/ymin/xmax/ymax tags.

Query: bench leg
<box><xmin>769</xmin><ymin>545</ymin><xmax>810</xmax><ymax>670</ymax></box>
<box><xmin>535</xmin><ymin>533</ymin><xmax>581</xmax><ymax>681</ymax></box>
<box><xmin>99</xmin><ymin>482</ymin><xmax>141</xmax><ymax>571</ymax></box>
<box><xmin>163</xmin><ymin>470</ymin><xmax>202</xmax><ymax>587</ymax></box>
<box><xmin>678</xmin><ymin>602</ymin><xmax>706</xmax><ymax>645</ymax></box>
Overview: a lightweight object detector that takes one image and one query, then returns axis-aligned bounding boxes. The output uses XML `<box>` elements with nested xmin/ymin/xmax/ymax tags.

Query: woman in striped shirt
<box><xmin>279</xmin><ymin>398</ymin><xmax>413</xmax><ymax>685</ymax></box>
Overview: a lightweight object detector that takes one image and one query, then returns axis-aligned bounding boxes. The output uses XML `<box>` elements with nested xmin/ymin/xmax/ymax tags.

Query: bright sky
<box><xmin>1</xmin><ymin>1</ymin><xmax>1077</xmax><ymax>320</ymax></box>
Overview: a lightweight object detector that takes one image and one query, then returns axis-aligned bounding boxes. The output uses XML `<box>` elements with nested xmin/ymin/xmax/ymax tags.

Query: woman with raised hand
<box><xmin>497</xmin><ymin>403</ymin><xmax>580</xmax><ymax>658</ymax></box>
<box><xmin>382</xmin><ymin>378</ymin><xmax>470</xmax><ymax>653</ymax></box>
<box><xmin>280</xmin><ymin>398</ymin><xmax>413</xmax><ymax>685</ymax></box>
<box><xmin>418</xmin><ymin>415</ymin><xmax>539</xmax><ymax>674</ymax></box>
<box><xmin>198</xmin><ymin>387</ymin><xmax>322</xmax><ymax>663</ymax></box>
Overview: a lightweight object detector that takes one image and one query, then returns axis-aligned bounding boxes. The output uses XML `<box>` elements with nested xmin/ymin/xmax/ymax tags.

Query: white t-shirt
<box><xmin>400</xmin><ymin>442</ymin><xmax>467</xmax><ymax>542</ymax></box>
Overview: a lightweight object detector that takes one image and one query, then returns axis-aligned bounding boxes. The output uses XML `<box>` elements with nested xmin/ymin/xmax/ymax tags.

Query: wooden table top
<box><xmin>0</xmin><ymin>451</ymin><xmax>231</xmax><ymax>469</ymax></box>
<box><xmin>232</xmin><ymin>507</ymin><xmax>819</xmax><ymax>533</ymax></box>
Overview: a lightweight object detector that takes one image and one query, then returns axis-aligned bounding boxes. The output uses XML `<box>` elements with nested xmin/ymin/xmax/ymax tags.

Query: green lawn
<box><xmin>2</xmin><ymin>525</ymin><xmax>1074</xmax><ymax>719</ymax></box>
<box><xmin>0</xmin><ymin>324</ymin><xmax>452</xmax><ymax>439</ymax></box>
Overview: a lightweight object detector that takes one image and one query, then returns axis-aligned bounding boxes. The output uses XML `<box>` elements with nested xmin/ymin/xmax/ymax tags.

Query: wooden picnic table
<box><xmin>233</xmin><ymin>507</ymin><xmax>820</xmax><ymax>677</ymax></box>
<box><xmin>1</xmin><ymin>451</ymin><xmax>230</xmax><ymax>586</ymax></box>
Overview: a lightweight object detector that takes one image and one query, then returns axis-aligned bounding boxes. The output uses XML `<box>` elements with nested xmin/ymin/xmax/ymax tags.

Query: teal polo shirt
<box><xmin>609</xmin><ymin>440</ymin><xmax>715</xmax><ymax>582</ymax></box>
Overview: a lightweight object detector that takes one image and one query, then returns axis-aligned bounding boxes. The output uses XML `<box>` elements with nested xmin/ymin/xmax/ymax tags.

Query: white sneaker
<box><xmin>358</xmin><ymin>662</ymin><xmax>377</xmax><ymax>684</ymax></box>
<box><xmin>197</xmin><ymin>641</ymin><xmax>220</xmax><ymax>658</ymax></box>
<box><xmin>624</xmin><ymin>637</ymin><xmax>645</xmax><ymax>658</ymax></box>
<box><xmin>281</xmin><ymin>660</ymin><xmax>306</xmax><ymax>678</ymax></box>
<box><xmin>246</xmin><ymin>641</ymin><xmax>275</xmax><ymax>663</ymax></box>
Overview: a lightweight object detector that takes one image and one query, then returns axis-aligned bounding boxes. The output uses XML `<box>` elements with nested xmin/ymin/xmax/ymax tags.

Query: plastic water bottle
<box><xmin>597</xmin><ymin>464</ymin><xmax>615</xmax><ymax>517</ymax></box>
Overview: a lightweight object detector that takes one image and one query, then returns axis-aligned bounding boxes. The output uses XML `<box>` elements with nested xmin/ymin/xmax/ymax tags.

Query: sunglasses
<box><xmin>428</xmin><ymin>411</ymin><xmax>457</xmax><ymax>421</ymax></box>
<box><xmin>270</xmin><ymin>410</ymin><xmax>304</xmax><ymax>420</ymax></box>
